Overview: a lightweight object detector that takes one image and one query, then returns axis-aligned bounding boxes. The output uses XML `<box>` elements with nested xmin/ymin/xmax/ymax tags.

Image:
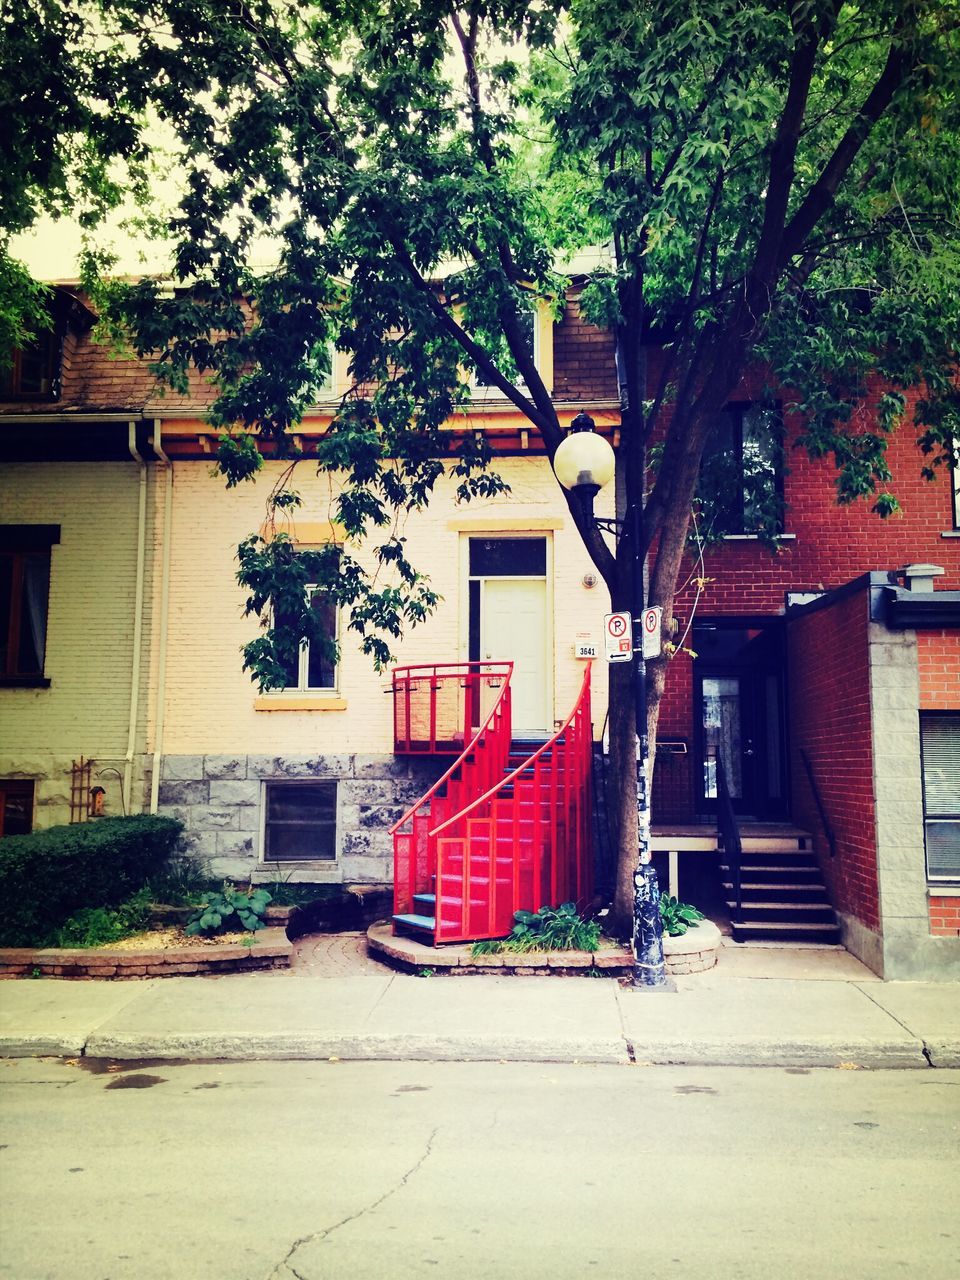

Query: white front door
<box><xmin>481</xmin><ymin>577</ymin><xmax>550</xmax><ymax>734</ymax></box>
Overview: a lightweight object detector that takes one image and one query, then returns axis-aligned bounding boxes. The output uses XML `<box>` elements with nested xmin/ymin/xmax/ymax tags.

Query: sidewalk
<box><xmin>1</xmin><ymin>940</ymin><xmax>958</xmax><ymax>1068</ymax></box>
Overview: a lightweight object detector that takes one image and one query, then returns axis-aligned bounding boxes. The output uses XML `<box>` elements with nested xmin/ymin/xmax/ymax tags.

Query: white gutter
<box><xmin>124</xmin><ymin>421</ymin><xmax>148</xmax><ymax>815</ymax></box>
<box><xmin>148</xmin><ymin>422</ymin><xmax>173</xmax><ymax>814</ymax></box>
<box><xmin>0</xmin><ymin>412</ymin><xmax>157</xmax><ymax>424</ymax></box>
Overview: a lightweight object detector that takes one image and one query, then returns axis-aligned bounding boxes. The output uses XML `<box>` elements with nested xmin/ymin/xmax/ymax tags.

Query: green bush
<box><xmin>0</xmin><ymin>815</ymin><xmax>184</xmax><ymax>947</ymax></box>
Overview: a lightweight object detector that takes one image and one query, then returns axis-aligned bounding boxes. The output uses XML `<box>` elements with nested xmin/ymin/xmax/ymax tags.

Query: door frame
<box><xmin>459</xmin><ymin>532</ymin><xmax>554</xmax><ymax>733</ymax></box>
<box><xmin>691</xmin><ymin>617</ymin><xmax>789</xmax><ymax>821</ymax></box>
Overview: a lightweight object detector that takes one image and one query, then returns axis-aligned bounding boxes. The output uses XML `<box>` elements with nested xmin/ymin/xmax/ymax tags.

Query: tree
<box><xmin>5</xmin><ymin>1</ymin><xmax>958</xmax><ymax>933</ymax></box>
<box><xmin>0</xmin><ymin>0</ymin><xmax>152</xmax><ymax>359</ymax></box>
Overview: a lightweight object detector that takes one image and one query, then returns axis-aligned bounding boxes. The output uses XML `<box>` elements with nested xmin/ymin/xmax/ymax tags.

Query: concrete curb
<box><xmin>626</xmin><ymin>1036</ymin><xmax>928</xmax><ymax>1069</ymax></box>
<box><xmin>83</xmin><ymin>1032</ymin><xmax>631</xmax><ymax>1064</ymax></box>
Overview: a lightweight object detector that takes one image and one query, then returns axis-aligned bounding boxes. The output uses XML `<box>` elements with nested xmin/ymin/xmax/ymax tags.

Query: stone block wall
<box><xmin>157</xmin><ymin>752</ymin><xmax>444</xmax><ymax>884</ymax></box>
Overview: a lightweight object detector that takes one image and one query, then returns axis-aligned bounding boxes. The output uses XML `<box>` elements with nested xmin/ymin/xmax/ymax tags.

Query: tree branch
<box><xmin>779</xmin><ymin>26</ymin><xmax>911</xmax><ymax>264</ymax></box>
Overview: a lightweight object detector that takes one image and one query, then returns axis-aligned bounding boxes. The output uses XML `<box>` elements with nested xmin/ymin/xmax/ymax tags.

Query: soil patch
<box><xmin>95</xmin><ymin>928</ymin><xmax>252</xmax><ymax>952</ymax></box>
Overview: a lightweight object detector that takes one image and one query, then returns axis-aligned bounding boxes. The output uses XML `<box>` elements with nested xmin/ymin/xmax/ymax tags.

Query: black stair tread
<box><xmin>392</xmin><ymin>913</ymin><xmax>436</xmax><ymax>931</ymax></box>
<box><xmin>721</xmin><ymin>863</ymin><xmax>822</xmax><ymax>873</ymax></box>
<box><xmin>732</xmin><ymin>920</ymin><xmax>841</xmax><ymax>933</ymax></box>
<box><xmin>723</xmin><ymin>883</ymin><xmax>828</xmax><ymax>894</ymax></box>
<box><xmin>726</xmin><ymin>900</ymin><xmax>835</xmax><ymax>912</ymax></box>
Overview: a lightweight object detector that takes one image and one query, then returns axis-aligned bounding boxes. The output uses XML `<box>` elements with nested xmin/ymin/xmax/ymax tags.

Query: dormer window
<box><xmin>469</xmin><ymin>299</ymin><xmax>554</xmax><ymax>399</ymax></box>
<box><xmin>0</xmin><ymin>326</ymin><xmax>59</xmax><ymax>401</ymax></box>
<box><xmin>0</xmin><ymin>288</ymin><xmax>95</xmax><ymax>405</ymax></box>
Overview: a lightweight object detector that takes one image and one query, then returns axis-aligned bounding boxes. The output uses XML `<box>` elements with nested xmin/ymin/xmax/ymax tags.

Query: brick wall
<box><xmin>670</xmin><ymin>381</ymin><xmax>958</xmax><ymax>630</ymax></box>
<box><xmin>162</xmin><ymin>455</ymin><xmax>613</xmax><ymax>757</ymax></box>
<box><xmin>552</xmin><ymin>290</ymin><xmax>619</xmax><ymax>402</ymax></box>
<box><xmin>929</xmin><ymin>897</ymin><xmax>960</xmax><ymax>938</ymax></box>
<box><xmin>786</xmin><ymin>589</ymin><xmax>881</xmax><ymax>931</ymax></box>
<box><xmin>0</xmin><ymin>461</ymin><xmax>159</xmax><ymax>826</ymax></box>
<box><xmin>917</xmin><ymin>629</ymin><xmax>960</xmax><ymax>710</ymax></box>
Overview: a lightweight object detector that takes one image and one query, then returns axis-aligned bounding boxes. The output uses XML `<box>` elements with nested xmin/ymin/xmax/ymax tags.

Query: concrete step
<box><xmin>392</xmin><ymin>913</ymin><xmax>436</xmax><ymax>935</ymax></box>
<box><xmin>723</xmin><ymin>881</ymin><xmax>830</xmax><ymax>900</ymax></box>
<box><xmin>726</xmin><ymin>900</ymin><xmax>837</xmax><ymax>923</ymax></box>
<box><xmin>731</xmin><ymin>919</ymin><xmax>842</xmax><ymax>942</ymax></box>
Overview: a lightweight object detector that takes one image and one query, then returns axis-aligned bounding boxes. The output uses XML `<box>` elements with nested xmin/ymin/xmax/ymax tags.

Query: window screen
<box><xmin>263</xmin><ymin>782</ymin><xmax>337</xmax><ymax>861</ymax></box>
<box><xmin>921</xmin><ymin>713</ymin><xmax>960</xmax><ymax>880</ymax></box>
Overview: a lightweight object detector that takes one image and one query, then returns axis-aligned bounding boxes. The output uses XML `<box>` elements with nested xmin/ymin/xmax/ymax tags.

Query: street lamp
<box><xmin>554</xmin><ymin>412</ymin><xmax>667</xmax><ymax>988</ymax></box>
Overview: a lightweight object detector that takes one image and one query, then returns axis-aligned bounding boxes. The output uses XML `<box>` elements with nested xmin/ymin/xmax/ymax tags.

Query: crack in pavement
<box><xmin>265</xmin><ymin>1126</ymin><xmax>439</xmax><ymax>1280</ymax></box>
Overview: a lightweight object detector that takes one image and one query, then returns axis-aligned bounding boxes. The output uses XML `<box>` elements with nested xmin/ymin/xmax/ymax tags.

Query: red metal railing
<box><xmin>392</xmin><ymin>661</ymin><xmax>511</xmax><ymax>754</ymax></box>
<box><xmin>390</xmin><ymin>663</ymin><xmax>514</xmax><ymax>919</ymax></box>
<box><xmin>429</xmin><ymin>664</ymin><xmax>594</xmax><ymax>944</ymax></box>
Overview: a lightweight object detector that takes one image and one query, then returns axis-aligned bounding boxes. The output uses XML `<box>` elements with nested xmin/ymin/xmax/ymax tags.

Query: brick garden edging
<box><xmin>0</xmin><ymin>926</ymin><xmax>292</xmax><ymax>980</ymax></box>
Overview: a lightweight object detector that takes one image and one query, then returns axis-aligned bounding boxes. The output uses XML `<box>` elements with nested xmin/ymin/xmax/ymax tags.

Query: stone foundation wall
<box><xmin>157</xmin><ymin>753</ymin><xmax>444</xmax><ymax>883</ymax></box>
<box><xmin>0</xmin><ymin>753</ymin><xmax>148</xmax><ymax>831</ymax></box>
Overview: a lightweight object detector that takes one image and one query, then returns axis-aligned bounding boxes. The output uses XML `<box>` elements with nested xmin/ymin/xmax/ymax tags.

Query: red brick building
<box><xmin>652</xmin><ymin>373</ymin><xmax>959</xmax><ymax>979</ymax></box>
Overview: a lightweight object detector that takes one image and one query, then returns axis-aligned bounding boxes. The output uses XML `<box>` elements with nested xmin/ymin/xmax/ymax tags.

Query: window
<box><xmin>469</xmin><ymin>301</ymin><xmax>553</xmax><ymax>397</ymax></box>
<box><xmin>0</xmin><ymin>780</ymin><xmax>34</xmax><ymax>837</ymax></box>
<box><xmin>0</xmin><ymin>525</ymin><xmax>59</xmax><ymax>685</ymax></box>
<box><xmin>263</xmin><ymin>782</ymin><xmax>337</xmax><ymax>861</ymax></box>
<box><xmin>697</xmin><ymin>404</ymin><xmax>784</xmax><ymax>537</ymax></box>
<box><xmin>275</xmin><ymin>585</ymin><xmax>338</xmax><ymax>691</ymax></box>
<box><xmin>951</xmin><ymin>437</ymin><xmax>959</xmax><ymax>530</ymax></box>
<box><xmin>921</xmin><ymin>713</ymin><xmax>960</xmax><ymax>882</ymax></box>
<box><xmin>0</xmin><ymin>327</ymin><xmax>59</xmax><ymax>400</ymax></box>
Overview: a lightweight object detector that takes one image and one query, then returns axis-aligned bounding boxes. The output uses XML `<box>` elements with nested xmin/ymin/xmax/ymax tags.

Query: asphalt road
<box><xmin>1</xmin><ymin>1058</ymin><xmax>958</xmax><ymax>1280</ymax></box>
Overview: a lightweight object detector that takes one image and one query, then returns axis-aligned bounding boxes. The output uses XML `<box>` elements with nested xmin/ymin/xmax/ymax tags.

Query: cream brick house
<box><xmin>0</xmin><ymin>282</ymin><xmax>618</xmax><ymax>890</ymax></box>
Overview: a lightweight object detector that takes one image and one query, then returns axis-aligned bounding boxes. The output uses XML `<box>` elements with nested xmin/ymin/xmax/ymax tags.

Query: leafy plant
<box><xmin>659</xmin><ymin>895</ymin><xmax>705</xmax><ymax>938</ymax></box>
<box><xmin>185</xmin><ymin>884</ymin><xmax>272</xmax><ymax>936</ymax></box>
<box><xmin>53</xmin><ymin>889</ymin><xmax>152</xmax><ymax>948</ymax></box>
<box><xmin>470</xmin><ymin>903</ymin><xmax>601</xmax><ymax>958</ymax></box>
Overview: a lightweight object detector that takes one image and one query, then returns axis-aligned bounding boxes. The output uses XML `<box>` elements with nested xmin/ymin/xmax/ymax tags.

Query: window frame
<box><xmin>0</xmin><ymin>525</ymin><xmax>59</xmax><ymax>687</ymax></box>
<box><xmin>260</xmin><ymin>779</ymin><xmax>339</xmax><ymax>864</ymax></box>
<box><xmin>0</xmin><ymin>326</ymin><xmax>61</xmax><ymax>401</ymax></box>
<box><xmin>697</xmin><ymin>402</ymin><xmax>785</xmax><ymax>538</ymax></box>
<box><xmin>0</xmin><ymin>779</ymin><xmax>35</xmax><ymax>838</ymax></box>
<box><xmin>279</xmin><ymin>582</ymin><xmax>339</xmax><ymax>694</ymax></box>
<box><xmin>920</xmin><ymin>711</ymin><xmax>960</xmax><ymax>884</ymax></box>
<box><xmin>467</xmin><ymin>299</ymin><xmax>554</xmax><ymax>400</ymax></box>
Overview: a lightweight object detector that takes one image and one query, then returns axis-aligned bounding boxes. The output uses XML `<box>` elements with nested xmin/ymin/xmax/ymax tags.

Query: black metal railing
<box><xmin>715</xmin><ymin>753</ymin><xmax>743</xmax><ymax>924</ymax></box>
<box><xmin>800</xmin><ymin>748</ymin><xmax>837</xmax><ymax>859</ymax></box>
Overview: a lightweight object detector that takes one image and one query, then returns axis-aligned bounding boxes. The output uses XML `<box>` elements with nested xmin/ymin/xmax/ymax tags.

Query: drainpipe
<box><xmin>149</xmin><ymin>422</ymin><xmax>173</xmax><ymax>814</ymax></box>
<box><xmin>124</xmin><ymin>422</ymin><xmax>148</xmax><ymax>815</ymax></box>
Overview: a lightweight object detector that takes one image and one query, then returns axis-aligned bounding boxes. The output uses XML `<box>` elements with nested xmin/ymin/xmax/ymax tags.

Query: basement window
<box><xmin>921</xmin><ymin>713</ymin><xmax>960</xmax><ymax>882</ymax></box>
<box><xmin>0</xmin><ymin>779</ymin><xmax>34</xmax><ymax>837</ymax></box>
<box><xmin>262</xmin><ymin>781</ymin><xmax>337</xmax><ymax>862</ymax></box>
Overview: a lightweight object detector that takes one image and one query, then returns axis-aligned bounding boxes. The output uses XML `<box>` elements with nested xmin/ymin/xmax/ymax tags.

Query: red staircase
<box><xmin>390</xmin><ymin>663</ymin><xmax>594</xmax><ymax>945</ymax></box>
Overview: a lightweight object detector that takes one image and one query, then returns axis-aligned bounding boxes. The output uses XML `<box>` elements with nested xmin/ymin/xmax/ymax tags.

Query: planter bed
<box><xmin>367</xmin><ymin>919</ymin><xmax>721</xmax><ymax>976</ymax></box>
<box><xmin>0</xmin><ymin>926</ymin><xmax>292</xmax><ymax>980</ymax></box>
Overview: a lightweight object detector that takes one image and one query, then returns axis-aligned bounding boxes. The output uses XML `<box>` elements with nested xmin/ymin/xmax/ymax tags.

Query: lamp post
<box><xmin>554</xmin><ymin>412</ymin><xmax>667</xmax><ymax>988</ymax></box>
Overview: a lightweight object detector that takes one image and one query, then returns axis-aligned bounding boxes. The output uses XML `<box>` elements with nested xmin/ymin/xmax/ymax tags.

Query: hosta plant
<box><xmin>659</xmin><ymin>895</ymin><xmax>705</xmax><ymax>937</ymax></box>
<box><xmin>185</xmin><ymin>885</ymin><xmax>272</xmax><ymax>936</ymax></box>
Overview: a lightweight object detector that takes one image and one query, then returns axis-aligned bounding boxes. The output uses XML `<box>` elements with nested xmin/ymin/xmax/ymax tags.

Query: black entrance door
<box><xmin>694</xmin><ymin>623</ymin><xmax>787</xmax><ymax>820</ymax></box>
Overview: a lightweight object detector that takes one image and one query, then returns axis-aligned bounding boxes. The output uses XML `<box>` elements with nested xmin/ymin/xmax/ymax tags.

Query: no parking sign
<box><xmin>641</xmin><ymin>606</ymin><xmax>662</xmax><ymax>659</ymax></box>
<box><xmin>603</xmin><ymin>612</ymin><xmax>632</xmax><ymax>662</ymax></box>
